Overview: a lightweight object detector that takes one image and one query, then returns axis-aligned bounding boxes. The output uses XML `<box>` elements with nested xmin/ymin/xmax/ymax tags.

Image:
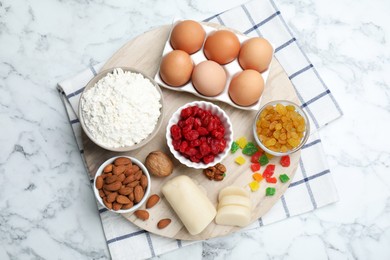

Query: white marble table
<box><xmin>1</xmin><ymin>0</ymin><xmax>389</xmax><ymax>259</ymax></box>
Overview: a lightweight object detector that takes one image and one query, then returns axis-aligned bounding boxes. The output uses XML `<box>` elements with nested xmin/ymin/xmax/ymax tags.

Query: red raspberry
<box><xmin>179</xmin><ymin>140</ymin><xmax>188</xmax><ymax>153</ymax></box>
<box><xmin>185</xmin><ymin>117</ymin><xmax>194</xmax><ymax>127</ymax></box>
<box><xmin>170</xmin><ymin>125</ymin><xmax>181</xmax><ymax>140</ymax></box>
<box><xmin>190</xmin><ymin>156</ymin><xmax>201</xmax><ymax>163</ymax></box>
<box><xmin>184</xmin><ymin>130</ymin><xmax>199</xmax><ymax>141</ymax></box>
<box><xmin>172</xmin><ymin>139</ymin><xmax>181</xmax><ymax>151</ymax></box>
<box><xmin>211</xmin><ymin>130</ymin><xmax>224</xmax><ymax>140</ymax></box>
<box><xmin>190</xmin><ymin>139</ymin><xmax>201</xmax><ymax>147</ymax></box>
<box><xmin>193</xmin><ymin>118</ymin><xmax>202</xmax><ymax>129</ymax></box>
<box><xmin>199</xmin><ymin>142</ymin><xmax>211</xmax><ymax>156</ymax></box>
<box><xmin>181</xmin><ymin>106</ymin><xmax>193</xmax><ymax>119</ymax></box>
<box><xmin>197</xmin><ymin>127</ymin><xmax>208</xmax><ymax>136</ymax></box>
<box><xmin>203</xmin><ymin>154</ymin><xmax>215</xmax><ymax>164</ymax></box>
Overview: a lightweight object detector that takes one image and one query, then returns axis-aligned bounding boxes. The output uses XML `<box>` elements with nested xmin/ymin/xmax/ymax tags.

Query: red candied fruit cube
<box><xmin>170</xmin><ymin>124</ymin><xmax>181</xmax><ymax>140</ymax></box>
<box><xmin>183</xmin><ymin>130</ymin><xmax>199</xmax><ymax>141</ymax></box>
<box><xmin>262</xmin><ymin>164</ymin><xmax>276</xmax><ymax>178</ymax></box>
<box><xmin>251</xmin><ymin>151</ymin><xmax>263</xmax><ymax>163</ymax></box>
<box><xmin>280</xmin><ymin>155</ymin><xmax>290</xmax><ymax>167</ymax></box>
<box><xmin>203</xmin><ymin>154</ymin><xmax>215</xmax><ymax>164</ymax></box>
<box><xmin>250</xmin><ymin>163</ymin><xmax>261</xmax><ymax>172</ymax></box>
<box><xmin>266</xmin><ymin>177</ymin><xmax>277</xmax><ymax>183</ymax></box>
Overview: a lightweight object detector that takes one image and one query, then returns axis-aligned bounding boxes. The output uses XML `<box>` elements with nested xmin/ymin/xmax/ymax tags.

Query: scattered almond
<box><xmin>134</xmin><ymin>210</ymin><xmax>149</xmax><ymax>220</ymax></box>
<box><xmin>146</xmin><ymin>194</ymin><xmax>160</xmax><ymax>209</ymax></box>
<box><xmin>157</xmin><ymin>218</ymin><xmax>171</xmax><ymax>229</ymax></box>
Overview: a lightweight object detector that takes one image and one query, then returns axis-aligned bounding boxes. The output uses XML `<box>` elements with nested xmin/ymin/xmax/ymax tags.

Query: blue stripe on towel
<box><xmin>243</xmin><ymin>10</ymin><xmax>281</xmax><ymax>35</ymax></box>
<box><xmin>70</xmin><ymin>118</ymin><xmax>79</xmax><ymax>124</ymax></box>
<box><xmin>280</xmin><ymin>195</ymin><xmax>290</xmax><ymax>217</ymax></box>
<box><xmin>289</xmin><ymin>64</ymin><xmax>313</xmax><ymax>80</ymax></box>
<box><xmin>289</xmin><ymin>169</ymin><xmax>330</xmax><ymax>189</ymax></box>
<box><xmin>145</xmin><ymin>232</ymin><xmax>156</xmax><ymax>257</ymax></box>
<box><xmin>66</xmin><ymin>87</ymin><xmax>85</xmax><ymax>99</ymax></box>
<box><xmin>107</xmin><ymin>230</ymin><xmax>146</xmax><ymax>244</ymax></box>
<box><xmin>301</xmin><ymin>89</ymin><xmax>331</xmax><ymax>108</ymax></box>
<box><xmin>275</xmin><ymin>38</ymin><xmax>296</xmax><ymax>53</ymax></box>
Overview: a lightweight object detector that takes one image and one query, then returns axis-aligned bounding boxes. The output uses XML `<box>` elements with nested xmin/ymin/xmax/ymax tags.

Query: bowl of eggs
<box><xmin>253</xmin><ymin>100</ymin><xmax>310</xmax><ymax>156</ymax></box>
<box><xmin>154</xmin><ymin>20</ymin><xmax>274</xmax><ymax>110</ymax></box>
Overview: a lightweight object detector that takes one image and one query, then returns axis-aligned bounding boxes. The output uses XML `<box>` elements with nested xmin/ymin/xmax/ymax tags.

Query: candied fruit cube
<box><xmin>231</xmin><ymin>141</ymin><xmax>239</xmax><ymax>153</ymax></box>
<box><xmin>235</xmin><ymin>156</ymin><xmax>246</xmax><ymax>165</ymax></box>
<box><xmin>266</xmin><ymin>187</ymin><xmax>276</xmax><ymax>196</ymax></box>
<box><xmin>242</xmin><ymin>142</ymin><xmax>258</xmax><ymax>155</ymax></box>
<box><xmin>279</xmin><ymin>174</ymin><xmax>290</xmax><ymax>183</ymax></box>
<box><xmin>236</xmin><ymin>137</ymin><xmax>248</xmax><ymax>149</ymax></box>
<box><xmin>252</xmin><ymin>173</ymin><xmax>263</xmax><ymax>182</ymax></box>
<box><xmin>249</xmin><ymin>181</ymin><xmax>260</xmax><ymax>192</ymax></box>
<box><xmin>259</xmin><ymin>154</ymin><xmax>269</xmax><ymax>166</ymax></box>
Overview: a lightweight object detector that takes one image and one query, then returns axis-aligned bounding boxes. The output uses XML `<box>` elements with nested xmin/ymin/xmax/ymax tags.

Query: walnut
<box><xmin>145</xmin><ymin>151</ymin><xmax>173</xmax><ymax>177</ymax></box>
<box><xmin>203</xmin><ymin>163</ymin><xmax>227</xmax><ymax>181</ymax></box>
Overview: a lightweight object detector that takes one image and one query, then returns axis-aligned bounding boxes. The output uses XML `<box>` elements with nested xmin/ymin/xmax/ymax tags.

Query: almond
<box><xmin>114</xmin><ymin>157</ymin><xmax>132</xmax><ymax>166</ymax></box>
<box><xmin>128</xmin><ymin>180</ymin><xmax>140</xmax><ymax>188</ymax></box>
<box><xmin>107</xmin><ymin>192</ymin><xmax>118</xmax><ymax>203</ymax></box>
<box><xmin>113</xmin><ymin>165</ymin><xmax>126</xmax><ymax>175</ymax></box>
<box><xmin>105</xmin><ymin>175</ymin><xmax>118</xmax><ymax>184</ymax></box>
<box><xmin>116</xmin><ymin>195</ymin><xmax>131</xmax><ymax>204</ymax></box>
<box><xmin>98</xmin><ymin>189</ymin><xmax>105</xmax><ymax>198</ymax></box>
<box><xmin>157</xmin><ymin>218</ymin><xmax>171</xmax><ymax>229</ymax></box>
<box><xmin>104</xmin><ymin>181</ymin><xmax>121</xmax><ymax>191</ymax></box>
<box><xmin>122</xmin><ymin>202</ymin><xmax>134</xmax><ymax>210</ymax></box>
<box><xmin>140</xmin><ymin>175</ymin><xmax>148</xmax><ymax>190</ymax></box>
<box><xmin>103</xmin><ymin>164</ymin><xmax>113</xmax><ymax>173</ymax></box>
<box><xmin>125</xmin><ymin>165</ymin><xmax>139</xmax><ymax>176</ymax></box>
<box><xmin>95</xmin><ymin>176</ymin><xmax>104</xmax><ymax>189</ymax></box>
<box><xmin>123</xmin><ymin>175</ymin><xmax>136</xmax><ymax>185</ymax></box>
<box><xmin>117</xmin><ymin>173</ymin><xmax>126</xmax><ymax>182</ymax></box>
<box><xmin>134</xmin><ymin>185</ymin><xmax>144</xmax><ymax>203</ymax></box>
<box><xmin>146</xmin><ymin>194</ymin><xmax>160</xmax><ymax>209</ymax></box>
<box><xmin>103</xmin><ymin>188</ymin><xmax>111</xmax><ymax>196</ymax></box>
<box><xmin>134</xmin><ymin>170</ymin><xmax>142</xmax><ymax>181</ymax></box>
<box><xmin>134</xmin><ymin>210</ymin><xmax>149</xmax><ymax>220</ymax></box>
<box><xmin>103</xmin><ymin>197</ymin><xmax>112</xmax><ymax>210</ymax></box>
<box><xmin>101</xmin><ymin>173</ymin><xmax>112</xmax><ymax>179</ymax></box>
<box><xmin>128</xmin><ymin>191</ymin><xmax>135</xmax><ymax>202</ymax></box>
<box><xmin>112</xmin><ymin>202</ymin><xmax>122</xmax><ymax>211</ymax></box>
<box><xmin>119</xmin><ymin>187</ymin><xmax>133</xmax><ymax>196</ymax></box>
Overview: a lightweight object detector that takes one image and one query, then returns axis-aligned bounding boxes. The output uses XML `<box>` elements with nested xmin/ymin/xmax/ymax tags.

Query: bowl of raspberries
<box><xmin>166</xmin><ymin>101</ymin><xmax>233</xmax><ymax>169</ymax></box>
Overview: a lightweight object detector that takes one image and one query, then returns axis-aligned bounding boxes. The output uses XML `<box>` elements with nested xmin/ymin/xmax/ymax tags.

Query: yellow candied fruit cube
<box><xmin>236</xmin><ymin>137</ymin><xmax>248</xmax><ymax>149</ymax></box>
<box><xmin>253</xmin><ymin>173</ymin><xmax>263</xmax><ymax>182</ymax></box>
<box><xmin>235</xmin><ymin>156</ymin><xmax>246</xmax><ymax>165</ymax></box>
<box><xmin>275</xmin><ymin>103</ymin><xmax>287</xmax><ymax>115</ymax></box>
<box><xmin>249</xmin><ymin>180</ymin><xmax>260</xmax><ymax>192</ymax></box>
<box><xmin>281</xmin><ymin>145</ymin><xmax>288</xmax><ymax>153</ymax></box>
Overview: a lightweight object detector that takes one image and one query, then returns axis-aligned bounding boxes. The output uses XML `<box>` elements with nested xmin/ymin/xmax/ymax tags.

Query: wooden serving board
<box><xmin>82</xmin><ymin>24</ymin><xmax>301</xmax><ymax>240</ymax></box>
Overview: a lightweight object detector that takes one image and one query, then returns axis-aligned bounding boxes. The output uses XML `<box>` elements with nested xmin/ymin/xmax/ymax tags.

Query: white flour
<box><xmin>81</xmin><ymin>68</ymin><xmax>162</xmax><ymax>148</ymax></box>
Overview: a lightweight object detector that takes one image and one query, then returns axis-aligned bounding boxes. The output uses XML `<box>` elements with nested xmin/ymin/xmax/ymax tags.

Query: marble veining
<box><xmin>1</xmin><ymin>0</ymin><xmax>389</xmax><ymax>259</ymax></box>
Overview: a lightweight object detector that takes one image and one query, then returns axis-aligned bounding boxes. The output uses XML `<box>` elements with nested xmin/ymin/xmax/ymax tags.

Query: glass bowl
<box><xmin>253</xmin><ymin>100</ymin><xmax>310</xmax><ymax>156</ymax></box>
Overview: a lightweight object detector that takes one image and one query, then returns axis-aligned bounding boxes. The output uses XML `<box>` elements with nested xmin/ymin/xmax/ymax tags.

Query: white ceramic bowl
<box><xmin>79</xmin><ymin>67</ymin><xmax>164</xmax><ymax>152</ymax></box>
<box><xmin>93</xmin><ymin>156</ymin><xmax>151</xmax><ymax>213</ymax></box>
<box><xmin>166</xmin><ymin>101</ymin><xmax>233</xmax><ymax>169</ymax></box>
<box><xmin>253</xmin><ymin>100</ymin><xmax>310</xmax><ymax>156</ymax></box>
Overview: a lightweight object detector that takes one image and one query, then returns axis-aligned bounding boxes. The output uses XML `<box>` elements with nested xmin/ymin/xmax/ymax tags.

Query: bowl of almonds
<box><xmin>94</xmin><ymin>156</ymin><xmax>151</xmax><ymax>213</ymax></box>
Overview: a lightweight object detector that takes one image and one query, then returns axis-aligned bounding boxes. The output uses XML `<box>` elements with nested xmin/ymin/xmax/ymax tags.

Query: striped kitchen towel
<box><xmin>57</xmin><ymin>0</ymin><xmax>343</xmax><ymax>259</ymax></box>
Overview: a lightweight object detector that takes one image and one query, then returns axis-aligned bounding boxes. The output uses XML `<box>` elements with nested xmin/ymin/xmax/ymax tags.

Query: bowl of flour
<box><xmin>79</xmin><ymin>67</ymin><xmax>164</xmax><ymax>152</ymax></box>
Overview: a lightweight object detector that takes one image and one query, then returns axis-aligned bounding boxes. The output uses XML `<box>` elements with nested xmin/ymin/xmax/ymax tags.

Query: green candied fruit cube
<box><xmin>279</xmin><ymin>174</ymin><xmax>290</xmax><ymax>183</ymax></box>
<box><xmin>266</xmin><ymin>187</ymin><xmax>276</xmax><ymax>196</ymax></box>
<box><xmin>259</xmin><ymin>154</ymin><xmax>269</xmax><ymax>166</ymax></box>
<box><xmin>242</xmin><ymin>142</ymin><xmax>258</xmax><ymax>156</ymax></box>
<box><xmin>231</xmin><ymin>141</ymin><xmax>240</xmax><ymax>153</ymax></box>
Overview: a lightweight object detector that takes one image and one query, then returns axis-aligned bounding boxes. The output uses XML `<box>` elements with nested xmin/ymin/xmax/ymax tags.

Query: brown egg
<box><xmin>238</xmin><ymin>38</ymin><xmax>273</xmax><ymax>73</ymax></box>
<box><xmin>170</xmin><ymin>20</ymin><xmax>206</xmax><ymax>54</ymax></box>
<box><xmin>228</xmin><ymin>70</ymin><xmax>264</xmax><ymax>106</ymax></box>
<box><xmin>203</xmin><ymin>30</ymin><xmax>241</xmax><ymax>65</ymax></box>
<box><xmin>159</xmin><ymin>50</ymin><xmax>193</xmax><ymax>87</ymax></box>
<box><xmin>192</xmin><ymin>61</ymin><xmax>226</xmax><ymax>97</ymax></box>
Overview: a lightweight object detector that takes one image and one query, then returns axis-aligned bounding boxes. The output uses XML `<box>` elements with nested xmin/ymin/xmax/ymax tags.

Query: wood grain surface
<box><xmin>82</xmin><ymin>24</ymin><xmax>301</xmax><ymax>240</ymax></box>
